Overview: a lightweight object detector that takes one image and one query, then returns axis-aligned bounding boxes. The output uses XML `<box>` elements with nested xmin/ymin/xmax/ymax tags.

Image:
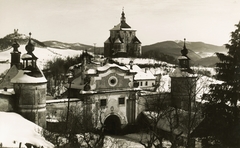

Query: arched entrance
<box><xmin>104</xmin><ymin>115</ymin><xmax>121</xmax><ymax>135</ymax></box>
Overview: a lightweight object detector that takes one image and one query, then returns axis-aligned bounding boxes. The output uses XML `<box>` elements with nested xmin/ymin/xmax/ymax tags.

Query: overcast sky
<box><xmin>0</xmin><ymin>0</ymin><xmax>240</xmax><ymax>46</ymax></box>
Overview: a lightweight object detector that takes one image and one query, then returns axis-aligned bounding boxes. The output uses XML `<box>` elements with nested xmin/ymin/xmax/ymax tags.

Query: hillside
<box><xmin>194</xmin><ymin>56</ymin><xmax>220</xmax><ymax>67</ymax></box>
<box><xmin>142</xmin><ymin>41</ymin><xmax>201</xmax><ymax>65</ymax></box>
<box><xmin>0</xmin><ymin>33</ymin><xmax>46</xmax><ymax>50</ymax></box>
<box><xmin>43</xmin><ymin>40</ymin><xmax>92</xmax><ymax>50</ymax></box>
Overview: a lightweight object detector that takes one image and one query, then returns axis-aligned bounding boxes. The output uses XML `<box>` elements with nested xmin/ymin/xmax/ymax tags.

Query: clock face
<box><xmin>108</xmin><ymin>76</ymin><xmax>118</xmax><ymax>87</ymax></box>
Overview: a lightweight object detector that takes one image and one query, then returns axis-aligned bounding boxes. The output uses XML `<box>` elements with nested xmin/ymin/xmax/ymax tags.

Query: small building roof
<box><xmin>0</xmin><ymin>88</ymin><xmax>14</xmax><ymax>95</ymax></box>
<box><xmin>126</xmin><ymin>65</ymin><xmax>155</xmax><ymax>80</ymax></box>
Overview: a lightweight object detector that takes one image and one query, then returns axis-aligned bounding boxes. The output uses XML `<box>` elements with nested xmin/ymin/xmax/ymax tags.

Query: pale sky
<box><xmin>1</xmin><ymin>0</ymin><xmax>240</xmax><ymax>47</ymax></box>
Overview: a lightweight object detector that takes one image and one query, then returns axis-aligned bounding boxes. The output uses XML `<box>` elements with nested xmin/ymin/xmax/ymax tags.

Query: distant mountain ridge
<box><xmin>141</xmin><ymin>40</ymin><xmax>226</xmax><ymax>66</ymax></box>
<box><xmin>142</xmin><ymin>41</ymin><xmax>202</xmax><ymax>65</ymax></box>
<box><xmin>43</xmin><ymin>40</ymin><xmax>93</xmax><ymax>50</ymax></box>
<box><xmin>176</xmin><ymin>40</ymin><xmax>226</xmax><ymax>55</ymax></box>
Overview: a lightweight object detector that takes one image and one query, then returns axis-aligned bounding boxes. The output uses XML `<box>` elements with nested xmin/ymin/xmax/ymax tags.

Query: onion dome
<box><xmin>24</xmin><ymin>32</ymin><xmax>38</xmax><ymax>60</ymax></box>
<box><xmin>25</xmin><ymin>32</ymin><xmax>35</xmax><ymax>54</ymax></box>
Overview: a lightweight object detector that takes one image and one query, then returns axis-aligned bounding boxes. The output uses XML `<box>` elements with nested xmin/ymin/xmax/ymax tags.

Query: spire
<box><xmin>181</xmin><ymin>38</ymin><xmax>188</xmax><ymax>57</ymax></box>
<box><xmin>121</xmin><ymin>7</ymin><xmax>126</xmax><ymax>23</ymax></box>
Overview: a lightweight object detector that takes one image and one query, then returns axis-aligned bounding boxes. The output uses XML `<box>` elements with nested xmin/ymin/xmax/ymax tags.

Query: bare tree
<box><xmin>44</xmin><ymin>102</ymin><xmax>105</xmax><ymax>148</ymax></box>
<box><xmin>137</xmin><ymin>90</ymin><xmax>171</xmax><ymax>148</ymax></box>
<box><xmin>137</xmin><ymin>71</ymin><xmax>211</xmax><ymax>148</ymax></box>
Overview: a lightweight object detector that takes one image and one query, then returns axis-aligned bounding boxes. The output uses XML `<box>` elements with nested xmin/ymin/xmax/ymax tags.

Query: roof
<box><xmin>0</xmin><ymin>65</ymin><xmax>18</xmax><ymax>89</ymax></box>
<box><xmin>0</xmin><ymin>88</ymin><xmax>14</xmax><ymax>95</ymax></box>
<box><xmin>110</xmin><ymin>21</ymin><xmax>132</xmax><ymax>31</ymax></box>
<box><xmin>126</xmin><ymin>65</ymin><xmax>155</xmax><ymax>80</ymax></box>
<box><xmin>80</xmin><ymin>87</ymin><xmax>141</xmax><ymax>94</ymax></box>
<box><xmin>132</xmin><ymin>36</ymin><xmax>141</xmax><ymax>44</ymax></box>
<box><xmin>97</xmin><ymin>63</ymin><xmax>129</xmax><ymax>72</ymax></box>
<box><xmin>104</xmin><ymin>38</ymin><xmax>111</xmax><ymax>43</ymax></box>
<box><xmin>178</xmin><ymin>56</ymin><xmax>188</xmax><ymax>60</ymax></box>
<box><xmin>21</xmin><ymin>53</ymin><xmax>32</xmax><ymax>59</ymax></box>
<box><xmin>11</xmin><ymin>70</ymin><xmax>47</xmax><ymax>83</ymax></box>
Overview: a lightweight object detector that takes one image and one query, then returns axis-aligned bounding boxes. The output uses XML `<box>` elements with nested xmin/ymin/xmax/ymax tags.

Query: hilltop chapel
<box><xmin>104</xmin><ymin>9</ymin><xmax>142</xmax><ymax>58</ymax></box>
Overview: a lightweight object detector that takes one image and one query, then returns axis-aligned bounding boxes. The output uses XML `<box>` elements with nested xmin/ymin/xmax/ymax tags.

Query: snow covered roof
<box><xmin>11</xmin><ymin>70</ymin><xmax>47</xmax><ymax>83</ymax></box>
<box><xmin>0</xmin><ymin>88</ymin><xmax>14</xmax><ymax>95</ymax></box>
<box><xmin>0</xmin><ymin>112</ymin><xmax>54</xmax><ymax>148</ymax></box>
<box><xmin>178</xmin><ymin>56</ymin><xmax>188</xmax><ymax>60</ymax></box>
<box><xmin>80</xmin><ymin>87</ymin><xmax>141</xmax><ymax>94</ymax></box>
<box><xmin>21</xmin><ymin>53</ymin><xmax>32</xmax><ymax>59</ymax></box>
<box><xmin>97</xmin><ymin>63</ymin><xmax>129</xmax><ymax>72</ymax></box>
<box><xmin>46</xmin><ymin>98</ymin><xmax>80</xmax><ymax>104</ymax></box>
<box><xmin>126</xmin><ymin>65</ymin><xmax>155</xmax><ymax>80</ymax></box>
<box><xmin>86</xmin><ymin>69</ymin><xmax>97</xmax><ymax>74</ymax></box>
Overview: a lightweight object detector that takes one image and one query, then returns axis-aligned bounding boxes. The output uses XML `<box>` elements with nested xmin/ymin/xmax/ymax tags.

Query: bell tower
<box><xmin>11</xmin><ymin>33</ymin><xmax>47</xmax><ymax>128</ymax></box>
<box><xmin>178</xmin><ymin>38</ymin><xmax>193</xmax><ymax>73</ymax></box>
<box><xmin>170</xmin><ymin>38</ymin><xmax>197</xmax><ymax>111</ymax></box>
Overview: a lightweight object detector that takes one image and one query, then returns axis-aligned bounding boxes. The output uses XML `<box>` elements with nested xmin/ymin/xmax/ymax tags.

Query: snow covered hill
<box><xmin>0</xmin><ymin>45</ymin><xmax>83</xmax><ymax>74</ymax></box>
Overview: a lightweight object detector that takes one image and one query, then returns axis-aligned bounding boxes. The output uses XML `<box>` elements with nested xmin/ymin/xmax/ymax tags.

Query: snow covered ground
<box><xmin>0</xmin><ymin>112</ymin><xmax>54</xmax><ymax>148</ymax></box>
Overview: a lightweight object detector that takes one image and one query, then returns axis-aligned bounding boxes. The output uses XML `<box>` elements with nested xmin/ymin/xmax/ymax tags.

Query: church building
<box><xmin>104</xmin><ymin>9</ymin><xmax>142</xmax><ymax>58</ymax></box>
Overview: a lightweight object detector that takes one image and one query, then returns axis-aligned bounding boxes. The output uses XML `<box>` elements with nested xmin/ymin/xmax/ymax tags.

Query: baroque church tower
<box><xmin>11</xmin><ymin>33</ymin><xmax>47</xmax><ymax>128</ymax></box>
<box><xmin>104</xmin><ymin>8</ymin><xmax>142</xmax><ymax>58</ymax></box>
<box><xmin>170</xmin><ymin>39</ymin><xmax>197</xmax><ymax>111</ymax></box>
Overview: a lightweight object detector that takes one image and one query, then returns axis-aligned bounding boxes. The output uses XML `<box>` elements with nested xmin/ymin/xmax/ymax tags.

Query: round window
<box><xmin>108</xmin><ymin>76</ymin><xmax>118</xmax><ymax>87</ymax></box>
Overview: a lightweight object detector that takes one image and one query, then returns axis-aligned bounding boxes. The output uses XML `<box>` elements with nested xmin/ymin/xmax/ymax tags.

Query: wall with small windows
<box><xmin>137</xmin><ymin>80</ymin><xmax>155</xmax><ymax>90</ymax></box>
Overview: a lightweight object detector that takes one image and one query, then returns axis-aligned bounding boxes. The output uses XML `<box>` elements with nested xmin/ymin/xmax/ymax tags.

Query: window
<box><xmin>145</xmin><ymin>81</ymin><xmax>148</xmax><ymax>86</ymax></box>
<box><xmin>108</xmin><ymin>76</ymin><xmax>118</xmax><ymax>87</ymax></box>
<box><xmin>140</xmin><ymin>82</ymin><xmax>143</xmax><ymax>86</ymax></box>
<box><xmin>100</xmin><ymin>99</ymin><xmax>107</xmax><ymax>107</ymax></box>
<box><xmin>118</xmin><ymin>97</ymin><xmax>125</xmax><ymax>105</ymax></box>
